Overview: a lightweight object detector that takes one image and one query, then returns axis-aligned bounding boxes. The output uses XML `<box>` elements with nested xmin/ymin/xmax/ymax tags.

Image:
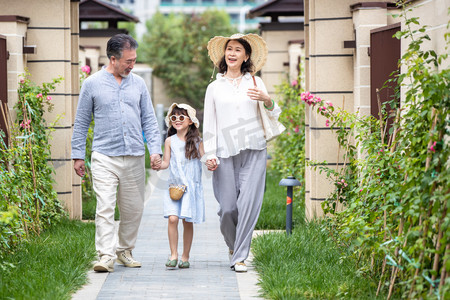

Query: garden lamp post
<box><xmin>279</xmin><ymin>176</ymin><xmax>301</xmax><ymax>236</ymax></box>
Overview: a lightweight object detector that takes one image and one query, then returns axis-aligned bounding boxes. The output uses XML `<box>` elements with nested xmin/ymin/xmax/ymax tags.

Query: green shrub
<box><xmin>0</xmin><ymin>71</ymin><xmax>66</xmax><ymax>260</ymax></box>
<box><xmin>303</xmin><ymin>6</ymin><xmax>449</xmax><ymax>298</ymax></box>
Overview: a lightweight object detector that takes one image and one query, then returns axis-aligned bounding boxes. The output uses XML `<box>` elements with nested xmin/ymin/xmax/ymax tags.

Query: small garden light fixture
<box><xmin>279</xmin><ymin>176</ymin><xmax>301</xmax><ymax>235</ymax></box>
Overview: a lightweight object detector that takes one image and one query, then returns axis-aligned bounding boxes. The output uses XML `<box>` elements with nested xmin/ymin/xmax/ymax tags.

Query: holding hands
<box><xmin>150</xmin><ymin>153</ymin><xmax>162</xmax><ymax>170</ymax></box>
<box><xmin>205</xmin><ymin>159</ymin><xmax>218</xmax><ymax>171</ymax></box>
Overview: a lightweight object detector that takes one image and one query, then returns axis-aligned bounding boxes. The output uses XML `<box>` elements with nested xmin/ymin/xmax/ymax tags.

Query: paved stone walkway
<box><xmin>72</xmin><ymin>169</ymin><xmax>262</xmax><ymax>300</ymax></box>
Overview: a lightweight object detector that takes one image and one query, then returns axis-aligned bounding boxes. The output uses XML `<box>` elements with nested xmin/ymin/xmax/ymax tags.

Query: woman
<box><xmin>203</xmin><ymin>33</ymin><xmax>282</xmax><ymax>272</ymax></box>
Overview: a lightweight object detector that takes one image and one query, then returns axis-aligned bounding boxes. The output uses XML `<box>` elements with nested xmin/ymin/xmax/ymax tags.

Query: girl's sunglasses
<box><xmin>170</xmin><ymin>115</ymin><xmax>189</xmax><ymax>122</ymax></box>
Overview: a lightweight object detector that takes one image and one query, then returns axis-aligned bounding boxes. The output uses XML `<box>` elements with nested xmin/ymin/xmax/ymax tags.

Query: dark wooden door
<box><xmin>370</xmin><ymin>23</ymin><xmax>401</xmax><ymax>125</ymax></box>
<box><xmin>0</xmin><ymin>34</ymin><xmax>8</xmax><ymax>146</ymax></box>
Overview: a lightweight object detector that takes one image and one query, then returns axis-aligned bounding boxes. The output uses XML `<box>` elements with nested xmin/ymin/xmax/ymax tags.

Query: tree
<box><xmin>139</xmin><ymin>10</ymin><xmax>236</xmax><ymax>108</ymax></box>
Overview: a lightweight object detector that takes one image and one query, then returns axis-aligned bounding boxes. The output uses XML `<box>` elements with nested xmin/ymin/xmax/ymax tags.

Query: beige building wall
<box><xmin>83</xmin><ymin>46</ymin><xmax>101</xmax><ymax>74</ymax></box>
<box><xmin>399</xmin><ymin>0</ymin><xmax>450</xmax><ymax>102</ymax></box>
<box><xmin>79</xmin><ymin>36</ymin><xmax>110</xmax><ymax>68</ymax></box>
<box><xmin>304</xmin><ymin>0</ymin><xmax>356</xmax><ymax>219</ymax></box>
<box><xmin>0</xmin><ymin>17</ymin><xmax>28</xmax><ymax>123</ymax></box>
<box><xmin>352</xmin><ymin>6</ymin><xmax>397</xmax><ymax>117</ymax></box>
<box><xmin>0</xmin><ymin>0</ymin><xmax>81</xmax><ymax>219</ymax></box>
<box><xmin>151</xmin><ymin>76</ymin><xmax>182</xmax><ymax>109</ymax></box>
<box><xmin>260</xmin><ymin>29</ymin><xmax>304</xmax><ymax>99</ymax></box>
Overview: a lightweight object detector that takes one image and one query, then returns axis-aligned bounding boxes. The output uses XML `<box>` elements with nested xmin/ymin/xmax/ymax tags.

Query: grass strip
<box><xmin>252</xmin><ymin>224</ymin><xmax>384</xmax><ymax>299</ymax></box>
<box><xmin>257</xmin><ymin>168</ymin><xmax>305</xmax><ymax>230</ymax></box>
<box><xmin>0</xmin><ymin>218</ymin><xmax>96</xmax><ymax>300</ymax></box>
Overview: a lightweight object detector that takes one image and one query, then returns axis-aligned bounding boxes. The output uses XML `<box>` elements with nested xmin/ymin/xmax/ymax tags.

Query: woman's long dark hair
<box><xmin>167</xmin><ymin>107</ymin><xmax>201</xmax><ymax>160</ymax></box>
<box><xmin>218</xmin><ymin>38</ymin><xmax>254</xmax><ymax>74</ymax></box>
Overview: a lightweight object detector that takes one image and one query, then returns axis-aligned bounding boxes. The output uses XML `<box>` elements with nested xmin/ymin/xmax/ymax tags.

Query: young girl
<box><xmin>158</xmin><ymin>103</ymin><xmax>205</xmax><ymax>269</ymax></box>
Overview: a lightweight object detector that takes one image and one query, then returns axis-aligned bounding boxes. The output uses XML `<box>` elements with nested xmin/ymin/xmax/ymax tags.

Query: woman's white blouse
<box><xmin>203</xmin><ymin>72</ymin><xmax>281</xmax><ymax>160</ymax></box>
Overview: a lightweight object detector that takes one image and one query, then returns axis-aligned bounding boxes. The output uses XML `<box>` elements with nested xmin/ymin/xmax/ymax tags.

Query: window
<box><xmin>229</xmin><ymin>13</ymin><xmax>239</xmax><ymax>21</ymax></box>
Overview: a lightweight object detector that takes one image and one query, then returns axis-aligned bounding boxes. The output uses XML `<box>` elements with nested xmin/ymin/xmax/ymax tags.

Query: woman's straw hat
<box><xmin>207</xmin><ymin>33</ymin><xmax>268</xmax><ymax>74</ymax></box>
<box><xmin>165</xmin><ymin>103</ymin><xmax>200</xmax><ymax>128</ymax></box>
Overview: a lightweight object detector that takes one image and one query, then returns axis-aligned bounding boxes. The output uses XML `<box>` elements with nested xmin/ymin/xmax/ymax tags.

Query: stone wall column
<box><xmin>304</xmin><ymin>0</ymin><xmax>355</xmax><ymax>219</ymax></box>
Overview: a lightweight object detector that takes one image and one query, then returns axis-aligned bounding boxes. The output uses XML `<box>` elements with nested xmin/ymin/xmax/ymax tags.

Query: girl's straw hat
<box><xmin>207</xmin><ymin>33</ymin><xmax>268</xmax><ymax>74</ymax></box>
<box><xmin>165</xmin><ymin>103</ymin><xmax>200</xmax><ymax>128</ymax></box>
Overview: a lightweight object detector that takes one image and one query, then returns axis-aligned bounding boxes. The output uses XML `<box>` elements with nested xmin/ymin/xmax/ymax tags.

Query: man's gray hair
<box><xmin>106</xmin><ymin>34</ymin><xmax>138</xmax><ymax>59</ymax></box>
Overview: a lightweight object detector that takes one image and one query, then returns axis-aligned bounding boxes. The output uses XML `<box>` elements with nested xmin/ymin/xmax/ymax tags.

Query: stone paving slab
<box><xmin>72</xmin><ymin>169</ymin><xmax>262</xmax><ymax>300</ymax></box>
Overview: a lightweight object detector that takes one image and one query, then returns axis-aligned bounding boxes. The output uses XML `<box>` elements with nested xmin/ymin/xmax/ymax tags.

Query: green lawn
<box><xmin>0</xmin><ymin>219</ymin><xmax>96</xmax><ymax>300</ymax></box>
<box><xmin>256</xmin><ymin>168</ymin><xmax>305</xmax><ymax>230</ymax></box>
<box><xmin>253</xmin><ymin>168</ymin><xmax>385</xmax><ymax>299</ymax></box>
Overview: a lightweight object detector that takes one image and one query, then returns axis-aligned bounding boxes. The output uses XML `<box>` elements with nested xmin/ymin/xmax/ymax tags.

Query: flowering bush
<box><xmin>79</xmin><ymin>64</ymin><xmax>90</xmax><ymax>87</ymax></box>
<box><xmin>0</xmin><ymin>71</ymin><xmax>66</xmax><ymax>260</ymax></box>
<box><xmin>303</xmin><ymin>8</ymin><xmax>449</xmax><ymax>298</ymax></box>
<box><xmin>270</xmin><ymin>73</ymin><xmax>305</xmax><ymax>209</ymax></box>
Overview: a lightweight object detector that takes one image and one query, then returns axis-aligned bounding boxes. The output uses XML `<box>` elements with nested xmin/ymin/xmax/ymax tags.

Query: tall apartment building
<box><xmin>109</xmin><ymin>0</ymin><xmax>266</xmax><ymax>38</ymax></box>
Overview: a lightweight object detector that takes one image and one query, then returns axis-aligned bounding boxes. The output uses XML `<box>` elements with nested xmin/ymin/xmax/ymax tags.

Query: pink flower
<box><xmin>81</xmin><ymin>65</ymin><xmax>91</xmax><ymax>74</ymax></box>
<box><xmin>341</xmin><ymin>179</ymin><xmax>345</xmax><ymax>183</ymax></box>
<box><xmin>20</xmin><ymin>79</ymin><xmax>25</xmax><ymax>84</ymax></box>
<box><xmin>325</xmin><ymin>119</ymin><xmax>330</xmax><ymax>127</ymax></box>
<box><xmin>20</xmin><ymin>119</ymin><xmax>31</xmax><ymax>129</ymax></box>
<box><xmin>337</xmin><ymin>182</ymin><xmax>341</xmax><ymax>185</ymax></box>
<box><xmin>326</xmin><ymin>101</ymin><xmax>333</xmax><ymax>107</ymax></box>
<box><xmin>294</xmin><ymin>125</ymin><xmax>299</xmax><ymax>133</ymax></box>
<box><xmin>300</xmin><ymin>92</ymin><xmax>309</xmax><ymax>102</ymax></box>
<box><xmin>287</xmin><ymin>132</ymin><xmax>291</xmax><ymax>136</ymax></box>
<box><xmin>344</xmin><ymin>183</ymin><xmax>348</xmax><ymax>187</ymax></box>
<box><xmin>319</xmin><ymin>107</ymin><xmax>323</xmax><ymax>111</ymax></box>
<box><xmin>291</xmin><ymin>79</ymin><xmax>298</xmax><ymax>87</ymax></box>
<box><xmin>316</xmin><ymin>97</ymin><xmax>322</xmax><ymax>103</ymax></box>
<box><xmin>429</xmin><ymin>141</ymin><xmax>436</xmax><ymax>152</ymax></box>
<box><xmin>359</xmin><ymin>189</ymin><xmax>363</xmax><ymax>192</ymax></box>
<box><xmin>46</xmin><ymin>96</ymin><xmax>52</xmax><ymax>101</ymax></box>
<box><xmin>36</xmin><ymin>93</ymin><xmax>43</xmax><ymax>98</ymax></box>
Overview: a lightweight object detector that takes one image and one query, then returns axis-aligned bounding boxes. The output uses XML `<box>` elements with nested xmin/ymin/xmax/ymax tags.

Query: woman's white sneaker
<box><xmin>233</xmin><ymin>262</ymin><xmax>247</xmax><ymax>272</ymax></box>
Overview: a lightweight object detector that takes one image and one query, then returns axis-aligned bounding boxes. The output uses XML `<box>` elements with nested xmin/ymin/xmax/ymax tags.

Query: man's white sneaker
<box><xmin>233</xmin><ymin>262</ymin><xmax>247</xmax><ymax>273</ymax></box>
<box><xmin>116</xmin><ymin>250</ymin><xmax>142</xmax><ymax>268</ymax></box>
<box><xmin>93</xmin><ymin>256</ymin><xmax>115</xmax><ymax>272</ymax></box>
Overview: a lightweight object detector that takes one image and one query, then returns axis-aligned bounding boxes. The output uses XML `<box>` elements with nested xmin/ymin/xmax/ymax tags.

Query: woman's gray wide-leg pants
<box><xmin>212</xmin><ymin>148</ymin><xmax>267</xmax><ymax>267</ymax></box>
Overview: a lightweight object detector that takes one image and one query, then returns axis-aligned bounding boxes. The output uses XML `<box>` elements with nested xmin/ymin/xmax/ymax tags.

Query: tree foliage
<box><xmin>139</xmin><ymin>10</ymin><xmax>236</xmax><ymax>108</ymax></box>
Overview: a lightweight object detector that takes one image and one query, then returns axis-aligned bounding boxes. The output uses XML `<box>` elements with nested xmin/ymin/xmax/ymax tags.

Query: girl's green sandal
<box><xmin>165</xmin><ymin>258</ymin><xmax>178</xmax><ymax>269</ymax></box>
<box><xmin>178</xmin><ymin>260</ymin><xmax>190</xmax><ymax>269</ymax></box>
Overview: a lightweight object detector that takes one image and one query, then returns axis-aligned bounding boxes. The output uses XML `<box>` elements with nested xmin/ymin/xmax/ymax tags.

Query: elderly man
<box><xmin>72</xmin><ymin>34</ymin><xmax>162</xmax><ymax>272</ymax></box>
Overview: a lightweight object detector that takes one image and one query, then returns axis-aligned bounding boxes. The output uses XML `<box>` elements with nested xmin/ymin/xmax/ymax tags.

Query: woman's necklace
<box><xmin>224</xmin><ymin>73</ymin><xmax>243</xmax><ymax>88</ymax></box>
